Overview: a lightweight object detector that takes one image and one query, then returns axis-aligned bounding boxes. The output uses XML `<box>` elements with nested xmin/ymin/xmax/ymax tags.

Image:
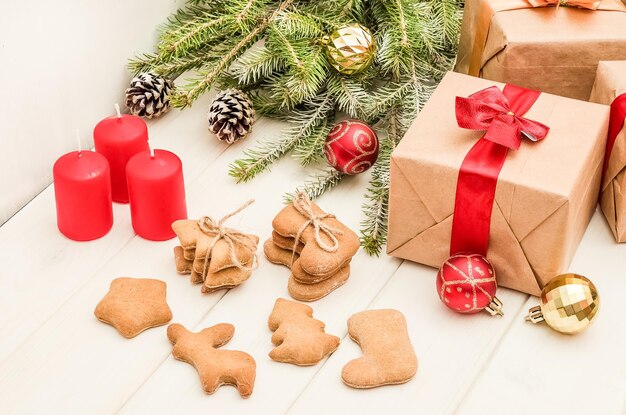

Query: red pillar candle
<box><xmin>93</xmin><ymin>110</ymin><xmax>149</xmax><ymax>203</ymax></box>
<box><xmin>126</xmin><ymin>149</ymin><xmax>187</xmax><ymax>240</ymax></box>
<box><xmin>53</xmin><ymin>150</ymin><xmax>113</xmax><ymax>241</ymax></box>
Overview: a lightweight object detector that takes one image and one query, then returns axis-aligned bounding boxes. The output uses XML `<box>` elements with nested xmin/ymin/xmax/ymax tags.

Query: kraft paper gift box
<box><xmin>387</xmin><ymin>72</ymin><xmax>610</xmax><ymax>296</ymax></box>
<box><xmin>455</xmin><ymin>0</ymin><xmax>626</xmax><ymax>101</ymax></box>
<box><xmin>590</xmin><ymin>61</ymin><xmax>626</xmax><ymax>242</ymax></box>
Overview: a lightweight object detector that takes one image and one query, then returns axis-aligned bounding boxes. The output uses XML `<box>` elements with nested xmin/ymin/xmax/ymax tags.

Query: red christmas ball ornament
<box><xmin>324</xmin><ymin>119</ymin><xmax>379</xmax><ymax>175</ymax></box>
<box><xmin>436</xmin><ymin>253</ymin><xmax>503</xmax><ymax>316</ymax></box>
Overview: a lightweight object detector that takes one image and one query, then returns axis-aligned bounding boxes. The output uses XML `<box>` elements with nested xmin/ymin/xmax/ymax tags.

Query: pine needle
<box><xmin>284</xmin><ymin>168</ymin><xmax>346</xmax><ymax>202</ymax></box>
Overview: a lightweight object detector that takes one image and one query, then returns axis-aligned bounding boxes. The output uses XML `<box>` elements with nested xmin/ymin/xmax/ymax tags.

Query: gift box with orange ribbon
<box><xmin>455</xmin><ymin>0</ymin><xmax>626</xmax><ymax>101</ymax></box>
<box><xmin>387</xmin><ymin>72</ymin><xmax>610</xmax><ymax>296</ymax></box>
<box><xmin>590</xmin><ymin>61</ymin><xmax>626</xmax><ymax>242</ymax></box>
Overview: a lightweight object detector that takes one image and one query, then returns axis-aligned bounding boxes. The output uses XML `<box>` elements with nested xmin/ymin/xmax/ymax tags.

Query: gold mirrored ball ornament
<box><xmin>525</xmin><ymin>273</ymin><xmax>599</xmax><ymax>334</ymax></box>
<box><xmin>322</xmin><ymin>23</ymin><xmax>376</xmax><ymax>75</ymax></box>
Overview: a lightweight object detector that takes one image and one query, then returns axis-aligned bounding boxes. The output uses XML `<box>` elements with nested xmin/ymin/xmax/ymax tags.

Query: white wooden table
<box><xmin>1</xmin><ymin>94</ymin><xmax>625</xmax><ymax>415</ymax></box>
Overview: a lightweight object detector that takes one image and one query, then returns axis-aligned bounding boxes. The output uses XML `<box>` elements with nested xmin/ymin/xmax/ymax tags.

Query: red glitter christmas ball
<box><xmin>324</xmin><ymin>120</ymin><xmax>379</xmax><ymax>175</ymax></box>
<box><xmin>436</xmin><ymin>253</ymin><xmax>503</xmax><ymax>316</ymax></box>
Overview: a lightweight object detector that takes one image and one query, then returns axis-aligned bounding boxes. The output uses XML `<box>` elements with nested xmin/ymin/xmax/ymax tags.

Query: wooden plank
<box><xmin>456</xmin><ymin>213</ymin><xmax>626</xmax><ymax>415</ymax></box>
<box><xmin>0</xmin><ymin>97</ymin><xmax>227</xmax><ymax>362</ymax></box>
<box><xmin>287</xmin><ymin>261</ymin><xmax>529</xmax><ymax>414</ymax></box>
<box><xmin>0</xmin><ymin>118</ymin><xmax>401</xmax><ymax>414</ymax></box>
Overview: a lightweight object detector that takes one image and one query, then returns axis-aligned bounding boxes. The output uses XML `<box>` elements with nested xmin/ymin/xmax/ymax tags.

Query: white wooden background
<box><xmin>0</xmin><ymin>96</ymin><xmax>625</xmax><ymax>414</ymax></box>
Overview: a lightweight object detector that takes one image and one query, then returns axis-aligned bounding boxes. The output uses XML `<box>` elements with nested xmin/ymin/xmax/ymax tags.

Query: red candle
<box><xmin>93</xmin><ymin>110</ymin><xmax>149</xmax><ymax>203</ymax></box>
<box><xmin>126</xmin><ymin>149</ymin><xmax>187</xmax><ymax>240</ymax></box>
<box><xmin>53</xmin><ymin>150</ymin><xmax>113</xmax><ymax>241</ymax></box>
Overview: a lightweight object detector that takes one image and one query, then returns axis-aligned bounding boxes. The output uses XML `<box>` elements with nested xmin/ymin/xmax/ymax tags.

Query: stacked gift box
<box><xmin>387</xmin><ymin>0</ymin><xmax>626</xmax><ymax>296</ymax></box>
<box><xmin>590</xmin><ymin>61</ymin><xmax>626</xmax><ymax>242</ymax></box>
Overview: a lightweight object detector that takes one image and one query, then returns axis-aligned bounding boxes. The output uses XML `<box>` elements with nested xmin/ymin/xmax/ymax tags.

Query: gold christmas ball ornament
<box><xmin>322</xmin><ymin>24</ymin><xmax>376</xmax><ymax>75</ymax></box>
<box><xmin>525</xmin><ymin>273</ymin><xmax>600</xmax><ymax>335</ymax></box>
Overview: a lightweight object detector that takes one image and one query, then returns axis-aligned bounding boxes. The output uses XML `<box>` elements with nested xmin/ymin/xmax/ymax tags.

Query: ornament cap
<box><xmin>525</xmin><ymin>305</ymin><xmax>544</xmax><ymax>324</ymax></box>
<box><xmin>484</xmin><ymin>296</ymin><xmax>504</xmax><ymax>317</ymax></box>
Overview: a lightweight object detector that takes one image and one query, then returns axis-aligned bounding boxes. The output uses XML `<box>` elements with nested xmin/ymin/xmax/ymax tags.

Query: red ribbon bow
<box><xmin>455</xmin><ymin>86</ymin><xmax>550</xmax><ymax>150</ymax></box>
<box><xmin>450</xmin><ymin>84</ymin><xmax>545</xmax><ymax>257</ymax></box>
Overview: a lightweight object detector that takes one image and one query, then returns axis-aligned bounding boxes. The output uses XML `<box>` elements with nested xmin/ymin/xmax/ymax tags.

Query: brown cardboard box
<box><xmin>455</xmin><ymin>0</ymin><xmax>626</xmax><ymax>101</ymax></box>
<box><xmin>387</xmin><ymin>72</ymin><xmax>609</xmax><ymax>296</ymax></box>
<box><xmin>590</xmin><ymin>61</ymin><xmax>626</xmax><ymax>242</ymax></box>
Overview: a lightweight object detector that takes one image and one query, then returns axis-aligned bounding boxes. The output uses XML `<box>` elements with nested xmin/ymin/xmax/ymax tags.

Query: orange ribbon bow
<box><xmin>527</xmin><ymin>0</ymin><xmax>601</xmax><ymax>9</ymax></box>
<box><xmin>465</xmin><ymin>0</ymin><xmax>626</xmax><ymax>76</ymax></box>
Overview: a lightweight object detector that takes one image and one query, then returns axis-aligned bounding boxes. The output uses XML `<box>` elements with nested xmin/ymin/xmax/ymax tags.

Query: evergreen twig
<box><xmin>284</xmin><ymin>168</ymin><xmax>346</xmax><ymax>202</ymax></box>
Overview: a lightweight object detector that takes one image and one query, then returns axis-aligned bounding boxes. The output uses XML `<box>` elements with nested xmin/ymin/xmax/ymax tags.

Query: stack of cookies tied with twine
<box><xmin>263</xmin><ymin>193</ymin><xmax>359</xmax><ymax>301</ymax></box>
<box><xmin>172</xmin><ymin>200</ymin><xmax>259</xmax><ymax>293</ymax></box>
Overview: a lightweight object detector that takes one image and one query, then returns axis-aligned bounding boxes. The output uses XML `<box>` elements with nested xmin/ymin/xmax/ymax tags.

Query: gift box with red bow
<box><xmin>455</xmin><ymin>0</ymin><xmax>626</xmax><ymax>101</ymax></box>
<box><xmin>387</xmin><ymin>72</ymin><xmax>609</xmax><ymax>296</ymax></box>
<box><xmin>590</xmin><ymin>61</ymin><xmax>626</xmax><ymax>242</ymax></box>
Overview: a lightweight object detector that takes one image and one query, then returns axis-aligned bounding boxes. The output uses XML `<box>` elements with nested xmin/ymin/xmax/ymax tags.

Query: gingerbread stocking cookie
<box><xmin>342</xmin><ymin>309</ymin><xmax>417</xmax><ymax>388</ymax></box>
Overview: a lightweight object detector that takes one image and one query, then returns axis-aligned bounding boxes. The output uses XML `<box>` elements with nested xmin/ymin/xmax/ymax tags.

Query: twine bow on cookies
<box><xmin>291</xmin><ymin>192</ymin><xmax>342</xmax><ymax>263</ymax></box>
<box><xmin>197</xmin><ymin>199</ymin><xmax>259</xmax><ymax>274</ymax></box>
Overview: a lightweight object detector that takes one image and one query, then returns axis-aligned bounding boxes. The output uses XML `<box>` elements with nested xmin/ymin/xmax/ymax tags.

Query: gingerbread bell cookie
<box><xmin>264</xmin><ymin>192</ymin><xmax>359</xmax><ymax>301</ymax></box>
<box><xmin>268</xmin><ymin>298</ymin><xmax>340</xmax><ymax>365</ymax></box>
<box><xmin>342</xmin><ymin>309</ymin><xmax>417</xmax><ymax>389</ymax></box>
<box><xmin>172</xmin><ymin>200</ymin><xmax>259</xmax><ymax>293</ymax></box>
<box><xmin>168</xmin><ymin>323</ymin><xmax>256</xmax><ymax>398</ymax></box>
<box><xmin>94</xmin><ymin>277</ymin><xmax>173</xmax><ymax>338</ymax></box>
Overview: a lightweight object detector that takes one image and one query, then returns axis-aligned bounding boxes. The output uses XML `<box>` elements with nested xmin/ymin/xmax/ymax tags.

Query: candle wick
<box><xmin>76</xmin><ymin>128</ymin><xmax>82</xmax><ymax>157</ymax></box>
<box><xmin>114</xmin><ymin>103</ymin><xmax>122</xmax><ymax>119</ymax></box>
<box><xmin>149</xmin><ymin>144</ymin><xmax>155</xmax><ymax>159</ymax></box>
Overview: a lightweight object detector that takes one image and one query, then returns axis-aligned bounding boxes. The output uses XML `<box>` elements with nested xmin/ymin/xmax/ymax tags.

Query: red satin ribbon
<box><xmin>450</xmin><ymin>85</ymin><xmax>545</xmax><ymax>256</ymax></box>
<box><xmin>603</xmin><ymin>93</ymin><xmax>626</xmax><ymax>182</ymax></box>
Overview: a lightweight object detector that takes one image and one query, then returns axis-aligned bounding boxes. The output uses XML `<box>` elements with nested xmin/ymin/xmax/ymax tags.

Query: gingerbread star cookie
<box><xmin>94</xmin><ymin>277</ymin><xmax>173</xmax><ymax>338</ymax></box>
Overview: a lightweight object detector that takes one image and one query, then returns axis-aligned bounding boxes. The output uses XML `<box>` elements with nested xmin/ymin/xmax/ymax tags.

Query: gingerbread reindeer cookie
<box><xmin>167</xmin><ymin>323</ymin><xmax>256</xmax><ymax>398</ymax></box>
<box><xmin>268</xmin><ymin>298</ymin><xmax>340</xmax><ymax>365</ymax></box>
<box><xmin>342</xmin><ymin>309</ymin><xmax>417</xmax><ymax>389</ymax></box>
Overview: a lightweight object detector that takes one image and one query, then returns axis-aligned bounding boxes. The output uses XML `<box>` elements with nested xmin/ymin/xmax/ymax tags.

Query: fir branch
<box><xmin>265</xmin><ymin>28</ymin><xmax>328</xmax><ymax>107</ymax></box>
<box><xmin>248</xmin><ymin>90</ymin><xmax>291</xmax><ymax>118</ymax></box>
<box><xmin>293</xmin><ymin>116</ymin><xmax>332</xmax><ymax>166</ymax></box>
<box><xmin>360</xmin><ymin>155</ymin><xmax>390</xmax><ymax>255</ymax></box>
<box><xmin>339</xmin><ymin>0</ymin><xmax>367</xmax><ymax>18</ymax></box>
<box><xmin>229</xmin><ymin>92</ymin><xmax>335</xmax><ymax>181</ymax></box>
<box><xmin>161</xmin><ymin>14</ymin><xmax>231</xmax><ymax>57</ymax></box>
<box><xmin>360</xmin><ymin>103</ymin><xmax>411</xmax><ymax>255</ymax></box>
<box><xmin>274</xmin><ymin>9</ymin><xmax>325</xmax><ymax>39</ymax></box>
<box><xmin>229</xmin><ymin>134</ymin><xmax>301</xmax><ymax>183</ymax></box>
<box><xmin>364</xmin><ymin>80</ymin><xmax>413</xmax><ymax>122</ymax></box>
<box><xmin>327</xmin><ymin>75</ymin><xmax>369</xmax><ymax>119</ymax></box>
<box><xmin>284</xmin><ymin>168</ymin><xmax>346</xmax><ymax>202</ymax></box>
<box><xmin>173</xmin><ymin>0</ymin><xmax>295</xmax><ymax>108</ymax></box>
<box><xmin>231</xmin><ymin>46</ymin><xmax>287</xmax><ymax>87</ymax></box>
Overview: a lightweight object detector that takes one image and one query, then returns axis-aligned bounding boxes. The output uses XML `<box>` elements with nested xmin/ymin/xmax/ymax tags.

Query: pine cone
<box><xmin>125</xmin><ymin>72</ymin><xmax>173</xmax><ymax>119</ymax></box>
<box><xmin>207</xmin><ymin>89</ymin><xmax>255</xmax><ymax>144</ymax></box>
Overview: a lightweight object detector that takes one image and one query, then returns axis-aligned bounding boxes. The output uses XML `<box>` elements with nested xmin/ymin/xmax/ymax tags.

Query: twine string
<box><xmin>197</xmin><ymin>199</ymin><xmax>258</xmax><ymax>276</ymax></box>
<box><xmin>291</xmin><ymin>192</ymin><xmax>342</xmax><ymax>264</ymax></box>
